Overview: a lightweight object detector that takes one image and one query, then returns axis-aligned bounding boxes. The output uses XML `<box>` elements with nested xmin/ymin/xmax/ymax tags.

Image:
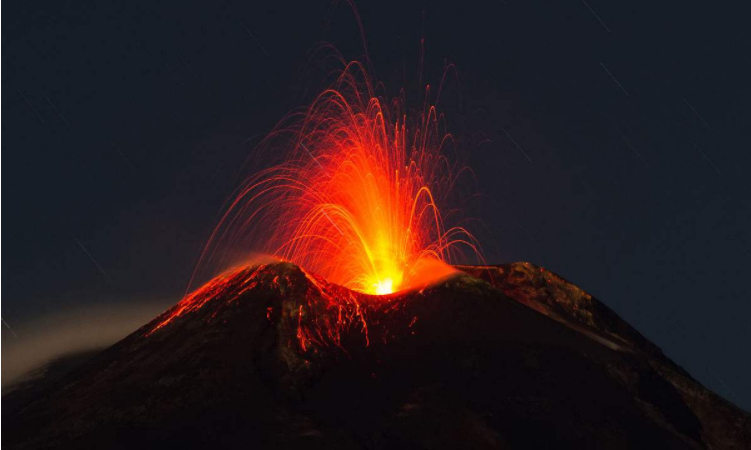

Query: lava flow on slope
<box><xmin>145</xmin><ymin>260</ymin><xmax>458</xmax><ymax>355</ymax></box>
<box><xmin>146</xmin><ymin>263</ymin><xmax>377</xmax><ymax>350</ymax></box>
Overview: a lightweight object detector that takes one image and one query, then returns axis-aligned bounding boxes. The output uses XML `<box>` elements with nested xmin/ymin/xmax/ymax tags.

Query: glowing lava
<box><xmin>374</xmin><ymin>278</ymin><xmax>394</xmax><ymax>296</ymax></box>
<box><xmin>197</xmin><ymin>60</ymin><xmax>479</xmax><ymax>295</ymax></box>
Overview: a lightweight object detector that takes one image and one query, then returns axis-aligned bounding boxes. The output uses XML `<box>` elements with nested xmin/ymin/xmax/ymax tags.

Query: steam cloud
<box><xmin>2</xmin><ymin>300</ymin><xmax>171</xmax><ymax>391</ymax></box>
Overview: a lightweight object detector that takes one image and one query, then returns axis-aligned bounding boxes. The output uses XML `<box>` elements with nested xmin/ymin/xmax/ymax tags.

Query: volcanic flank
<box><xmin>4</xmin><ymin>262</ymin><xmax>749</xmax><ymax>449</ymax></box>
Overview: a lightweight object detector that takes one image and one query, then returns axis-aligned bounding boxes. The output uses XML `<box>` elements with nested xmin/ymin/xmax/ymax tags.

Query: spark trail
<box><xmin>196</xmin><ymin>59</ymin><xmax>480</xmax><ymax>296</ymax></box>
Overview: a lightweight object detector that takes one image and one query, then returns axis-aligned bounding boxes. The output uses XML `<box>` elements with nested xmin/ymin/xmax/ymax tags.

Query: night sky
<box><xmin>3</xmin><ymin>1</ymin><xmax>750</xmax><ymax>409</ymax></box>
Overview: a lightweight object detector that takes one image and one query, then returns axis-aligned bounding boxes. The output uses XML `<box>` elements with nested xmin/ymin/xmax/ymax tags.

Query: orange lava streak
<box><xmin>200</xmin><ymin>60</ymin><xmax>479</xmax><ymax>295</ymax></box>
<box><xmin>146</xmin><ymin>265</ymin><xmax>265</xmax><ymax>336</ymax></box>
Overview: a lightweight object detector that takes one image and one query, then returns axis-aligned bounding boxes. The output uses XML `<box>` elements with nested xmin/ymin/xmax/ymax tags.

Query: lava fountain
<box><xmin>197</xmin><ymin>60</ymin><xmax>480</xmax><ymax>296</ymax></box>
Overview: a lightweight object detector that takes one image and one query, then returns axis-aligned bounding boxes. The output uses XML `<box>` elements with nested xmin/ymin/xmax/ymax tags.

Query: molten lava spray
<box><xmin>199</xmin><ymin>60</ymin><xmax>479</xmax><ymax>295</ymax></box>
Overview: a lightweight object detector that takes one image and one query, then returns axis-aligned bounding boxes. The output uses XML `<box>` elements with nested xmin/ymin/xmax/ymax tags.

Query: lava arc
<box><xmin>197</xmin><ymin>60</ymin><xmax>480</xmax><ymax>295</ymax></box>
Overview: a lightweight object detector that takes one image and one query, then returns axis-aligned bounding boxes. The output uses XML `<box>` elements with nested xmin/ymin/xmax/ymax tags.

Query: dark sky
<box><xmin>3</xmin><ymin>1</ymin><xmax>750</xmax><ymax>409</ymax></box>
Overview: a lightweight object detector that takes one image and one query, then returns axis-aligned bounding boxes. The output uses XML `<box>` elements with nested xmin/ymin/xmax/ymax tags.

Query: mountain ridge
<box><xmin>4</xmin><ymin>262</ymin><xmax>749</xmax><ymax>449</ymax></box>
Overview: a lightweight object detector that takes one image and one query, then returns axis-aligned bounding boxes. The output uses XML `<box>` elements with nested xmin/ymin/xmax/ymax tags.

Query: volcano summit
<box><xmin>4</xmin><ymin>262</ymin><xmax>749</xmax><ymax>449</ymax></box>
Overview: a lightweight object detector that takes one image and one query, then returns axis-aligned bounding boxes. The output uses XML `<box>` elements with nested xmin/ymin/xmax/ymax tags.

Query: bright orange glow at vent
<box><xmin>197</xmin><ymin>60</ymin><xmax>479</xmax><ymax>295</ymax></box>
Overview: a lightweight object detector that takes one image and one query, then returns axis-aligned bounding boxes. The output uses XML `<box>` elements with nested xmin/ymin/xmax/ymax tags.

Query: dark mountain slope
<box><xmin>4</xmin><ymin>262</ymin><xmax>749</xmax><ymax>449</ymax></box>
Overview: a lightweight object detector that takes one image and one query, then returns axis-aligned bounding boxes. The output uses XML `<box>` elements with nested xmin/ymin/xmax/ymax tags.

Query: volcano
<box><xmin>3</xmin><ymin>262</ymin><xmax>749</xmax><ymax>449</ymax></box>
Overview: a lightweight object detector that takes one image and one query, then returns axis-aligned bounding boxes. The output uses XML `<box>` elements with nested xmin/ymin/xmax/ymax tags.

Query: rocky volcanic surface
<box><xmin>3</xmin><ymin>262</ymin><xmax>749</xmax><ymax>449</ymax></box>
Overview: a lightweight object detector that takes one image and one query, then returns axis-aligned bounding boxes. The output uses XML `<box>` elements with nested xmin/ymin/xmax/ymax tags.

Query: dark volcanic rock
<box><xmin>3</xmin><ymin>262</ymin><xmax>749</xmax><ymax>449</ymax></box>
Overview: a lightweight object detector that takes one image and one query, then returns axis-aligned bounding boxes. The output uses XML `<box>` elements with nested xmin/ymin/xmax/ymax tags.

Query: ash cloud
<box><xmin>2</xmin><ymin>300</ymin><xmax>171</xmax><ymax>392</ymax></box>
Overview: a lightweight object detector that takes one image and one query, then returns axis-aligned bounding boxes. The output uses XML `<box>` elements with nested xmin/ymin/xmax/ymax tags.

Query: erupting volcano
<box><xmin>195</xmin><ymin>60</ymin><xmax>479</xmax><ymax>296</ymax></box>
<box><xmin>5</xmin><ymin>47</ymin><xmax>749</xmax><ymax>450</ymax></box>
